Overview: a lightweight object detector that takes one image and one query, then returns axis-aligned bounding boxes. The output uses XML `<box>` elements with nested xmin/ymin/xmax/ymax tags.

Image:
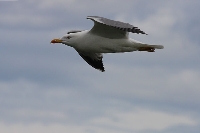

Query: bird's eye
<box><xmin>67</xmin><ymin>36</ymin><xmax>71</xmax><ymax>39</ymax></box>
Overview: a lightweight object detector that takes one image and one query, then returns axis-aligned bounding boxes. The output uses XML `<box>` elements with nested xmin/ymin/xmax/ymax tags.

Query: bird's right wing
<box><xmin>77</xmin><ymin>51</ymin><xmax>105</xmax><ymax>72</ymax></box>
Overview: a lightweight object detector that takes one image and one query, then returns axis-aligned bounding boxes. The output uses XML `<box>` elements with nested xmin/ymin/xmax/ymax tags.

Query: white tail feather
<box><xmin>150</xmin><ymin>45</ymin><xmax>164</xmax><ymax>49</ymax></box>
<box><xmin>141</xmin><ymin>43</ymin><xmax>164</xmax><ymax>49</ymax></box>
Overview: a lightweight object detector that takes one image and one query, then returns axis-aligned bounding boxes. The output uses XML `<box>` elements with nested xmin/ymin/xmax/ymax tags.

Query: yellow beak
<box><xmin>50</xmin><ymin>38</ymin><xmax>62</xmax><ymax>43</ymax></box>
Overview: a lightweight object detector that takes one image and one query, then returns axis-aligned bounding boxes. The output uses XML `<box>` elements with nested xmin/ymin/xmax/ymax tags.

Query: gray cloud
<box><xmin>0</xmin><ymin>0</ymin><xmax>200</xmax><ymax>133</ymax></box>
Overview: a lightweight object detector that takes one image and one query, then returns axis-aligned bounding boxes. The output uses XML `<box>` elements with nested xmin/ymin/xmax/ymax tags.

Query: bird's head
<box><xmin>51</xmin><ymin>34</ymin><xmax>75</xmax><ymax>46</ymax></box>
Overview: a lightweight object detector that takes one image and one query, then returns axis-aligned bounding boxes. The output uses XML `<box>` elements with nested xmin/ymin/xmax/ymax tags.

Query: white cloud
<box><xmin>77</xmin><ymin>65</ymin><xmax>200</xmax><ymax>105</ymax></box>
<box><xmin>0</xmin><ymin>122</ymin><xmax>125</xmax><ymax>133</ymax></box>
<box><xmin>90</xmin><ymin>108</ymin><xmax>197</xmax><ymax>131</ymax></box>
<box><xmin>0</xmin><ymin>122</ymin><xmax>84</xmax><ymax>133</ymax></box>
<box><xmin>13</xmin><ymin>109</ymin><xmax>67</xmax><ymax>120</ymax></box>
<box><xmin>0</xmin><ymin>108</ymin><xmax>196</xmax><ymax>133</ymax></box>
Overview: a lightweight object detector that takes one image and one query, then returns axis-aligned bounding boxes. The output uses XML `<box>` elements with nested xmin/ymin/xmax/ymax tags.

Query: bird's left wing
<box><xmin>87</xmin><ymin>16</ymin><xmax>147</xmax><ymax>39</ymax></box>
<box><xmin>77</xmin><ymin>51</ymin><xmax>105</xmax><ymax>72</ymax></box>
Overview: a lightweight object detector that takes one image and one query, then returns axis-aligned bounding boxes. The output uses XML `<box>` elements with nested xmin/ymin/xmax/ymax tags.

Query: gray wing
<box><xmin>87</xmin><ymin>16</ymin><xmax>147</xmax><ymax>39</ymax></box>
<box><xmin>77</xmin><ymin>51</ymin><xmax>105</xmax><ymax>72</ymax></box>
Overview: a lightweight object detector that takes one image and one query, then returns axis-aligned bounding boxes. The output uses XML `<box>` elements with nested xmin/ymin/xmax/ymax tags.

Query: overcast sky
<box><xmin>1</xmin><ymin>0</ymin><xmax>200</xmax><ymax>133</ymax></box>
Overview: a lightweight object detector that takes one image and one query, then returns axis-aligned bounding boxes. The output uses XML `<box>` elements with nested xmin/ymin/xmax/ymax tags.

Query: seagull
<box><xmin>51</xmin><ymin>16</ymin><xmax>164</xmax><ymax>72</ymax></box>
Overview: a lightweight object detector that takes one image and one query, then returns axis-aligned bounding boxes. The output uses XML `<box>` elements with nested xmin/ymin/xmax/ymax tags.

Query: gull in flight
<box><xmin>51</xmin><ymin>16</ymin><xmax>164</xmax><ymax>72</ymax></box>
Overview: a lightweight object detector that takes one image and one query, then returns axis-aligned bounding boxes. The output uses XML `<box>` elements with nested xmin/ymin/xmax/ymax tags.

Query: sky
<box><xmin>0</xmin><ymin>0</ymin><xmax>200</xmax><ymax>133</ymax></box>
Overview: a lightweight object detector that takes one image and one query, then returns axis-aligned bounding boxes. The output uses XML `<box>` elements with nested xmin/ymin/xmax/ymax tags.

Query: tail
<box><xmin>138</xmin><ymin>44</ymin><xmax>164</xmax><ymax>52</ymax></box>
<box><xmin>149</xmin><ymin>44</ymin><xmax>164</xmax><ymax>49</ymax></box>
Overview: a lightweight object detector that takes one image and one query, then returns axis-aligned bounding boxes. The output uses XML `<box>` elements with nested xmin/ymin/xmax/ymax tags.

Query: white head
<box><xmin>51</xmin><ymin>30</ymin><xmax>88</xmax><ymax>48</ymax></box>
<box><xmin>51</xmin><ymin>33</ymin><xmax>76</xmax><ymax>47</ymax></box>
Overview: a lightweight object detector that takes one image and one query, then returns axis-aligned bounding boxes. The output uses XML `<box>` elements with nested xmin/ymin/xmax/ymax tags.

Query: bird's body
<box><xmin>66</xmin><ymin>30</ymin><xmax>141</xmax><ymax>53</ymax></box>
<box><xmin>51</xmin><ymin>16</ymin><xmax>164</xmax><ymax>72</ymax></box>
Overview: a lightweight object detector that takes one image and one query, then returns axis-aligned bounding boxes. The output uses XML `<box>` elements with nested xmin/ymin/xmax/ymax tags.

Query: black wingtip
<box><xmin>96</xmin><ymin>64</ymin><xmax>105</xmax><ymax>72</ymax></box>
<box><xmin>77</xmin><ymin>52</ymin><xmax>105</xmax><ymax>72</ymax></box>
<box><xmin>99</xmin><ymin>68</ymin><xmax>105</xmax><ymax>72</ymax></box>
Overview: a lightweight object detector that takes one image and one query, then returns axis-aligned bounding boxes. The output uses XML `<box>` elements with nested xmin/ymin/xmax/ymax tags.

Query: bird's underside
<box><xmin>77</xmin><ymin>48</ymin><xmax>156</xmax><ymax>72</ymax></box>
<box><xmin>76</xmin><ymin>46</ymin><xmax>156</xmax><ymax>72</ymax></box>
<box><xmin>51</xmin><ymin>16</ymin><xmax>164</xmax><ymax>72</ymax></box>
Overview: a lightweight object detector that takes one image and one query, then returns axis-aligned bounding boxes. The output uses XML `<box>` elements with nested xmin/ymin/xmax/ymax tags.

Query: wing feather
<box><xmin>77</xmin><ymin>51</ymin><xmax>105</xmax><ymax>72</ymax></box>
<box><xmin>87</xmin><ymin>16</ymin><xmax>147</xmax><ymax>38</ymax></box>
